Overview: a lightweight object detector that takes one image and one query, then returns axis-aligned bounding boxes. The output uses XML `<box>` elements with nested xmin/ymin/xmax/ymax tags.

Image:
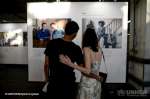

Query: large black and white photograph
<box><xmin>0</xmin><ymin>31</ymin><xmax>25</xmax><ymax>47</ymax></box>
<box><xmin>82</xmin><ymin>18</ymin><xmax>122</xmax><ymax>48</ymax></box>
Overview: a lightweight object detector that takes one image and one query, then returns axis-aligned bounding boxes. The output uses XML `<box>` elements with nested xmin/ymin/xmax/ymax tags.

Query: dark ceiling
<box><xmin>0</xmin><ymin>0</ymin><xmax>128</xmax><ymax>23</ymax></box>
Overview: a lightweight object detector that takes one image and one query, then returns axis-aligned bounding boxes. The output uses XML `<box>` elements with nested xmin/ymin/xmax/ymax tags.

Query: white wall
<box><xmin>27</xmin><ymin>2</ymin><xmax>128</xmax><ymax>82</ymax></box>
<box><xmin>0</xmin><ymin>23</ymin><xmax>27</xmax><ymax>64</ymax></box>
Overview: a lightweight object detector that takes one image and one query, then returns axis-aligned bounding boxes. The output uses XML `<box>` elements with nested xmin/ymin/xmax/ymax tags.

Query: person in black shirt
<box><xmin>44</xmin><ymin>20</ymin><xmax>83</xmax><ymax>99</ymax></box>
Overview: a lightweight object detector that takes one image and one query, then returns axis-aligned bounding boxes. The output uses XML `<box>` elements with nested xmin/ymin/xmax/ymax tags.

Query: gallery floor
<box><xmin>0</xmin><ymin>64</ymin><xmax>148</xmax><ymax>99</ymax></box>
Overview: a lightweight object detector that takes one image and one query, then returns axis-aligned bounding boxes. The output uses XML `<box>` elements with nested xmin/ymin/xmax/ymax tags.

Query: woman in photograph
<box><xmin>60</xmin><ymin>28</ymin><xmax>102</xmax><ymax>99</ymax></box>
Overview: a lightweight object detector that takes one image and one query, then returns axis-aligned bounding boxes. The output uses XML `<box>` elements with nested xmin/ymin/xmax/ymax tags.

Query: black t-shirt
<box><xmin>44</xmin><ymin>38</ymin><xmax>83</xmax><ymax>83</ymax></box>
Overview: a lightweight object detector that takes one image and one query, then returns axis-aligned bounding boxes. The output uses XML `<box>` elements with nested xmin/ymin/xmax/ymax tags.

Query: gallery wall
<box><xmin>27</xmin><ymin>2</ymin><xmax>128</xmax><ymax>82</ymax></box>
<box><xmin>0</xmin><ymin>23</ymin><xmax>27</xmax><ymax>64</ymax></box>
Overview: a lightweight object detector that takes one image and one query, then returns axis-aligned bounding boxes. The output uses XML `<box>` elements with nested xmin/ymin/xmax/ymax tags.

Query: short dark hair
<box><xmin>42</xmin><ymin>22</ymin><xmax>46</xmax><ymax>27</ymax></box>
<box><xmin>82</xmin><ymin>28</ymin><xmax>98</xmax><ymax>52</ymax></box>
<box><xmin>50</xmin><ymin>22</ymin><xmax>55</xmax><ymax>26</ymax></box>
<box><xmin>98</xmin><ymin>21</ymin><xmax>105</xmax><ymax>26</ymax></box>
<box><xmin>65</xmin><ymin>20</ymin><xmax>79</xmax><ymax>35</ymax></box>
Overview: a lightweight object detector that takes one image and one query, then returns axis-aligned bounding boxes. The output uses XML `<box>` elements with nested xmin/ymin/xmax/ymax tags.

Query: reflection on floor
<box><xmin>0</xmin><ymin>64</ymin><xmax>149</xmax><ymax>99</ymax></box>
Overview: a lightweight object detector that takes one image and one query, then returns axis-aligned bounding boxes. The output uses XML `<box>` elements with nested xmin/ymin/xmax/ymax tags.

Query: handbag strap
<box><xmin>101</xmin><ymin>48</ymin><xmax>108</xmax><ymax>73</ymax></box>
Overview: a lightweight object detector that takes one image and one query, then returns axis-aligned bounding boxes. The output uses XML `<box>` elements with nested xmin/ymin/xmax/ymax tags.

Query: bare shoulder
<box><xmin>83</xmin><ymin>47</ymin><xmax>92</xmax><ymax>53</ymax></box>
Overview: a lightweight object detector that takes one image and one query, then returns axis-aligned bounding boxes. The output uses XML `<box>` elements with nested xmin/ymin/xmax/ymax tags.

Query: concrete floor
<box><xmin>0</xmin><ymin>64</ymin><xmax>148</xmax><ymax>99</ymax></box>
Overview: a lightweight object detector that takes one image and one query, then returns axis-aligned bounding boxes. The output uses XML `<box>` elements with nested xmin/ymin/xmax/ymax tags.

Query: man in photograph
<box><xmin>96</xmin><ymin>20</ymin><xmax>105</xmax><ymax>40</ymax></box>
<box><xmin>50</xmin><ymin>22</ymin><xmax>64</xmax><ymax>40</ymax></box>
<box><xmin>36</xmin><ymin>23</ymin><xmax>50</xmax><ymax>41</ymax></box>
<box><xmin>36</xmin><ymin>22</ymin><xmax>50</xmax><ymax>47</ymax></box>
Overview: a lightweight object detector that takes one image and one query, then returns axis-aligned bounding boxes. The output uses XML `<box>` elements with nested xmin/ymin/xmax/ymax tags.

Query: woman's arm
<box><xmin>59</xmin><ymin>48</ymin><xmax>91</xmax><ymax>74</ymax></box>
<box><xmin>59</xmin><ymin>48</ymin><xmax>101</xmax><ymax>80</ymax></box>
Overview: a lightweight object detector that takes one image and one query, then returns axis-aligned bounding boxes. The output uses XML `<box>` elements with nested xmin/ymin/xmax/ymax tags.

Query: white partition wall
<box><xmin>27</xmin><ymin>2</ymin><xmax>128</xmax><ymax>82</ymax></box>
<box><xmin>0</xmin><ymin>23</ymin><xmax>27</xmax><ymax>64</ymax></box>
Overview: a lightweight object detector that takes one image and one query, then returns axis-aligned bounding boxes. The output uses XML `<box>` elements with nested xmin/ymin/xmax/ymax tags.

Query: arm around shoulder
<box><xmin>44</xmin><ymin>56</ymin><xmax>49</xmax><ymax>82</ymax></box>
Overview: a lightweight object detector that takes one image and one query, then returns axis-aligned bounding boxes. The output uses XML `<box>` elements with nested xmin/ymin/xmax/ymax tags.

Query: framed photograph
<box><xmin>0</xmin><ymin>31</ymin><xmax>24</xmax><ymax>47</ymax></box>
<box><xmin>82</xmin><ymin>18</ymin><xmax>122</xmax><ymax>48</ymax></box>
<box><xmin>32</xmin><ymin>18</ymin><xmax>71</xmax><ymax>48</ymax></box>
